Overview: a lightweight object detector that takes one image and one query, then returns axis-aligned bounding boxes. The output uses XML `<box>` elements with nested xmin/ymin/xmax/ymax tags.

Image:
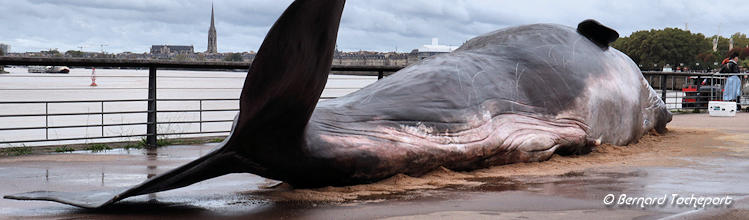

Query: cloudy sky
<box><xmin>1</xmin><ymin>0</ymin><xmax>747</xmax><ymax>53</ymax></box>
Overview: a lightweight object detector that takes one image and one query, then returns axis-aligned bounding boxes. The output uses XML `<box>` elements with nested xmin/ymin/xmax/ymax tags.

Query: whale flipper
<box><xmin>4</xmin><ymin>0</ymin><xmax>346</xmax><ymax>209</ymax></box>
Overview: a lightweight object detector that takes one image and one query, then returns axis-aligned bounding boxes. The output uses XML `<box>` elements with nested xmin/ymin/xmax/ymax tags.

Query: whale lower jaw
<box><xmin>294</xmin><ymin>113</ymin><xmax>592</xmax><ymax>185</ymax></box>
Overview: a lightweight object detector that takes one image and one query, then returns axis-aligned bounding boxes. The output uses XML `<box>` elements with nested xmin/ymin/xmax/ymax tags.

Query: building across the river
<box><xmin>0</xmin><ymin>44</ymin><xmax>9</xmax><ymax>55</ymax></box>
<box><xmin>0</xmin><ymin>44</ymin><xmax>8</xmax><ymax>73</ymax></box>
<box><xmin>150</xmin><ymin>45</ymin><xmax>195</xmax><ymax>55</ymax></box>
<box><xmin>206</xmin><ymin>3</ymin><xmax>218</xmax><ymax>53</ymax></box>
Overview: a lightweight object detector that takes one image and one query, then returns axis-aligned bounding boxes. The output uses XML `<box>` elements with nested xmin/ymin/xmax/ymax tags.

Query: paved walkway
<box><xmin>0</xmin><ymin>113</ymin><xmax>747</xmax><ymax>219</ymax></box>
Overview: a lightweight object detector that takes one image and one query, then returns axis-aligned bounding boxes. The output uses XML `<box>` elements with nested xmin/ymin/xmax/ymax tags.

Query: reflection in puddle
<box><xmin>146</xmin><ymin>147</ymin><xmax>158</xmax><ymax>201</ymax></box>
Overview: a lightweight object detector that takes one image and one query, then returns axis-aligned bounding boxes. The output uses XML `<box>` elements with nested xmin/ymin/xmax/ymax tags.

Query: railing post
<box><xmin>147</xmin><ymin>66</ymin><xmax>157</xmax><ymax>148</ymax></box>
<box><xmin>660</xmin><ymin>74</ymin><xmax>667</xmax><ymax>103</ymax></box>
<box><xmin>101</xmin><ymin>102</ymin><xmax>105</xmax><ymax>137</ymax></box>
<box><xmin>709</xmin><ymin>74</ymin><xmax>714</xmax><ymax>102</ymax></box>
<box><xmin>199</xmin><ymin>100</ymin><xmax>203</xmax><ymax>133</ymax></box>
<box><xmin>45</xmin><ymin>102</ymin><xmax>48</xmax><ymax>140</ymax></box>
<box><xmin>378</xmin><ymin>70</ymin><xmax>384</xmax><ymax>80</ymax></box>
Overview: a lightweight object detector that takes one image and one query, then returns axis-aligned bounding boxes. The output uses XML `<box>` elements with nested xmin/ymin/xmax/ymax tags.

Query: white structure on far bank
<box><xmin>420</xmin><ymin>38</ymin><xmax>458</xmax><ymax>53</ymax></box>
<box><xmin>415</xmin><ymin>38</ymin><xmax>459</xmax><ymax>60</ymax></box>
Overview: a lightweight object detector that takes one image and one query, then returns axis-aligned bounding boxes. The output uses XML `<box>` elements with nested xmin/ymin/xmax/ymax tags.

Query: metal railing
<box><xmin>1</xmin><ymin>56</ymin><xmax>746</xmax><ymax>147</ymax></box>
<box><xmin>642</xmin><ymin>71</ymin><xmax>749</xmax><ymax>111</ymax></box>
<box><xmin>0</xmin><ymin>99</ymin><xmax>146</xmax><ymax>144</ymax></box>
<box><xmin>0</xmin><ymin>57</ymin><xmax>401</xmax><ymax>147</ymax></box>
<box><xmin>0</xmin><ymin>98</ymin><xmax>246</xmax><ymax>145</ymax></box>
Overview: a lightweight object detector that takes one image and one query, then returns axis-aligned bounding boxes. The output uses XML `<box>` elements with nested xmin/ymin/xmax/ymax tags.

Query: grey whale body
<box><xmin>298</xmin><ymin>22</ymin><xmax>672</xmax><ymax>186</ymax></box>
<box><xmin>5</xmin><ymin>0</ymin><xmax>670</xmax><ymax>208</ymax></box>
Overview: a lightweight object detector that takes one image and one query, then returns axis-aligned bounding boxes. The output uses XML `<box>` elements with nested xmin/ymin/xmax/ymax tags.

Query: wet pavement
<box><xmin>1</xmin><ymin>113</ymin><xmax>749</xmax><ymax>219</ymax></box>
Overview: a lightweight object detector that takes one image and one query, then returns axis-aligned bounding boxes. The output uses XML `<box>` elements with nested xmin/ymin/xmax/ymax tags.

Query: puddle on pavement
<box><xmin>3</xmin><ymin>138</ymin><xmax>749</xmax><ymax>219</ymax></box>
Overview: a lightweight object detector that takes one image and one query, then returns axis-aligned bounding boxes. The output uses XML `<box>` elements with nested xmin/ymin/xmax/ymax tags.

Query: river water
<box><xmin>0</xmin><ymin>66</ymin><xmax>377</xmax><ymax>147</ymax></box>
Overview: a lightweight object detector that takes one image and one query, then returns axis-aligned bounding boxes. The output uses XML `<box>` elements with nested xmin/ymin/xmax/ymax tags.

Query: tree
<box><xmin>727</xmin><ymin>47</ymin><xmax>749</xmax><ymax>59</ymax></box>
<box><xmin>223</xmin><ymin>53</ymin><xmax>243</xmax><ymax>62</ymax></box>
<box><xmin>696</xmin><ymin>51</ymin><xmax>715</xmax><ymax>63</ymax></box>
<box><xmin>730</xmin><ymin>32</ymin><xmax>749</xmax><ymax>49</ymax></box>
<box><xmin>65</xmin><ymin>50</ymin><xmax>85</xmax><ymax>57</ymax></box>
<box><xmin>41</xmin><ymin>49</ymin><xmax>62</xmax><ymax>57</ymax></box>
<box><xmin>174</xmin><ymin>54</ymin><xmax>188</xmax><ymax>61</ymax></box>
<box><xmin>610</xmin><ymin>28</ymin><xmax>749</xmax><ymax>71</ymax></box>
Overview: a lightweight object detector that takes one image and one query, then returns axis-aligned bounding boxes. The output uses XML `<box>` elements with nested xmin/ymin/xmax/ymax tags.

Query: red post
<box><xmin>90</xmin><ymin>67</ymin><xmax>98</xmax><ymax>87</ymax></box>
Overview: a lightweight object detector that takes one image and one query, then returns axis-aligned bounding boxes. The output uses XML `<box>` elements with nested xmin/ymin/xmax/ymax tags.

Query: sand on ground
<box><xmin>255</xmin><ymin>126</ymin><xmax>738</xmax><ymax>202</ymax></box>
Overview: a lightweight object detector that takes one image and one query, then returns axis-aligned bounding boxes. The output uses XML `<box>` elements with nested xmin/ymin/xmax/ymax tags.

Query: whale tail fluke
<box><xmin>234</xmin><ymin>0</ymin><xmax>345</xmax><ymax>137</ymax></box>
<box><xmin>3</xmin><ymin>149</ymin><xmax>243</xmax><ymax>208</ymax></box>
<box><xmin>3</xmin><ymin>0</ymin><xmax>346</xmax><ymax>209</ymax></box>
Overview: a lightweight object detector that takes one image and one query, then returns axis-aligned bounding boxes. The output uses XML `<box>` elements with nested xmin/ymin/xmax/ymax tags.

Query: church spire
<box><xmin>207</xmin><ymin>2</ymin><xmax>218</xmax><ymax>53</ymax></box>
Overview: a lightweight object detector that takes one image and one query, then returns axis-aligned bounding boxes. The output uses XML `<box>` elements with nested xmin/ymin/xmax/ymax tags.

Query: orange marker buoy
<box><xmin>90</xmin><ymin>67</ymin><xmax>98</xmax><ymax>87</ymax></box>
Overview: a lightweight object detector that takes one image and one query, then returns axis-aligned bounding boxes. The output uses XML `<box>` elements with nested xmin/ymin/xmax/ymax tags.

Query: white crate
<box><xmin>708</xmin><ymin>101</ymin><xmax>737</xmax><ymax>117</ymax></box>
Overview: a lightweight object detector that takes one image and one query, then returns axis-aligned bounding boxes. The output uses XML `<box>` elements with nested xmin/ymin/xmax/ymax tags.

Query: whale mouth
<box><xmin>304</xmin><ymin>113</ymin><xmax>592</xmax><ymax>181</ymax></box>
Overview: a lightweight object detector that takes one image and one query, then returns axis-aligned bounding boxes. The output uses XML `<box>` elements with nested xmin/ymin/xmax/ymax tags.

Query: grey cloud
<box><xmin>1</xmin><ymin>0</ymin><xmax>747</xmax><ymax>53</ymax></box>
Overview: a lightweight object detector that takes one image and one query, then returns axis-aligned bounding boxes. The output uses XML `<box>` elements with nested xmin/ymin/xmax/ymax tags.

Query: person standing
<box><xmin>720</xmin><ymin>53</ymin><xmax>740</xmax><ymax>74</ymax></box>
<box><xmin>721</xmin><ymin>53</ymin><xmax>741</xmax><ymax>109</ymax></box>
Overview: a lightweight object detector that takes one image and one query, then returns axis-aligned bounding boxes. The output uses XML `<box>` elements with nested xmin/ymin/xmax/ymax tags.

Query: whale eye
<box><xmin>577</xmin><ymin>19</ymin><xmax>619</xmax><ymax>50</ymax></box>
